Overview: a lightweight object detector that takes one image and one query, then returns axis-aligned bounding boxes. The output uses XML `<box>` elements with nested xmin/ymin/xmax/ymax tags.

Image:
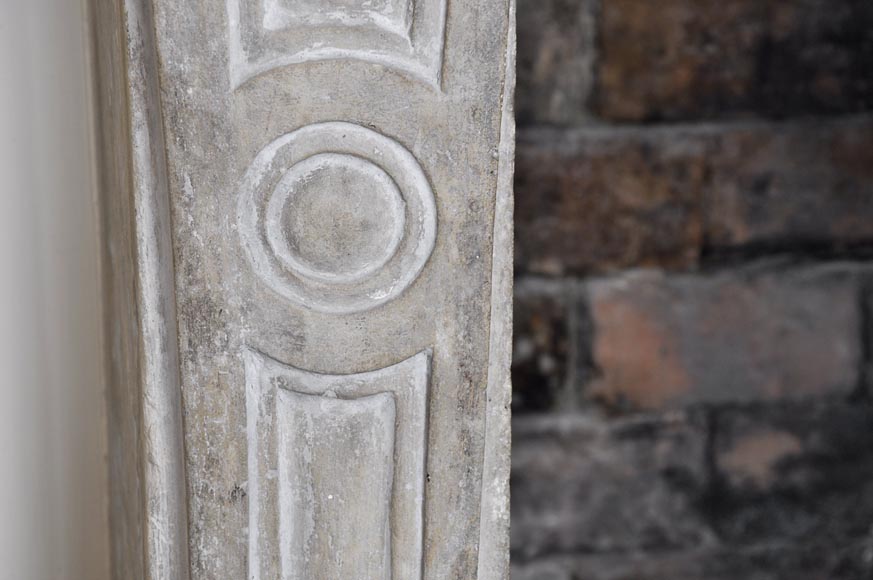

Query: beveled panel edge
<box><xmin>275</xmin><ymin>390</ymin><xmax>396</xmax><ymax>579</ymax></box>
<box><xmin>244</xmin><ymin>347</ymin><xmax>431</xmax><ymax>580</ymax></box>
<box><xmin>120</xmin><ymin>1</ymin><xmax>191</xmax><ymax>577</ymax></box>
<box><xmin>226</xmin><ymin>0</ymin><xmax>447</xmax><ymax>91</ymax></box>
<box><xmin>90</xmin><ymin>0</ymin><xmax>191</xmax><ymax>578</ymax></box>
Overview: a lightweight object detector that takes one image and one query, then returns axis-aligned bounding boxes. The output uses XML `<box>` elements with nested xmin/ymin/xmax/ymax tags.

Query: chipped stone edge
<box><xmin>90</xmin><ymin>0</ymin><xmax>191</xmax><ymax>578</ymax></box>
<box><xmin>477</xmin><ymin>0</ymin><xmax>515</xmax><ymax>578</ymax></box>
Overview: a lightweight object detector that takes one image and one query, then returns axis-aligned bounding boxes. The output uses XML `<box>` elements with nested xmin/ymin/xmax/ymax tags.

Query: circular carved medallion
<box><xmin>238</xmin><ymin>122</ymin><xmax>437</xmax><ymax>313</ymax></box>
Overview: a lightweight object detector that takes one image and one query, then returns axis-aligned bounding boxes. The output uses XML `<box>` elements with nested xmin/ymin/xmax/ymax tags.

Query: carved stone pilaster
<box><xmin>91</xmin><ymin>0</ymin><xmax>514</xmax><ymax>577</ymax></box>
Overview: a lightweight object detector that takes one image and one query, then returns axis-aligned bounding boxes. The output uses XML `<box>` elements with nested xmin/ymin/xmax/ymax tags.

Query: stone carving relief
<box><xmin>227</xmin><ymin>0</ymin><xmax>448</xmax><ymax>89</ymax></box>
<box><xmin>237</xmin><ymin>121</ymin><xmax>437</xmax><ymax>314</ymax></box>
<box><xmin>244</xmin><ymin>348</ymin><xmax>430</xmax><ymax>580</ymax></box>
<box><xmin>234</xmin><ymin>21</ymin><xmax>442</xmax><ymax>577</ymax></box>
<box><xmin>98</xmin><ymin>0</ymin><xmax>511</xmax><ymax>576</ymax></box>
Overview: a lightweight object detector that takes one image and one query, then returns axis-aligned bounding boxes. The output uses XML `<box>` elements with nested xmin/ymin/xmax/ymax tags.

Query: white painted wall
<box><xmin>0</xmin><ymin>0</ymin><xmax>110</xmax><ymax>578</ymax></box>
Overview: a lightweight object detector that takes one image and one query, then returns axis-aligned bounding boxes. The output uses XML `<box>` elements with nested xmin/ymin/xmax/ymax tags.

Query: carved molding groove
<box><xmin>244</xmin><ymin>349</ymin><xmax>430</xmax><ymax>580</ymax></box>
<box><xmin>237</xmin><ymin>121</ymin><xmax>437</xmax><ymax>313</ymax></box>
<box><xmin>227</xmin><ymin>0</ymin><xmax>448</xmax><ymax>89</ymax></box>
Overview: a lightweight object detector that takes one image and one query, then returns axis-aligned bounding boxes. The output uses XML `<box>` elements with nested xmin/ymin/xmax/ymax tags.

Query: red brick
<box><xmin>596</xmin><ymin>0</ymin><xmax>873</xmax><ymax>122</ymax></box>
<box><xmin>703</xmin><ymin>117</ymin><xmax>873</xmax><ymax>250</ymax></box>
<box><xmin>515</xmin><ymin>127</ymin><xmax>705</xmax><ymax>276</ymax></box>
<box><xmin>712</xmin><ymin>401</ymin><xmax>873</xmax><ymax>544</ymax></box>
<box><xmin>515</xmin><ymin>118</ymin><xmax>873</xmax><ymax>275</ymax></box>
<box><xmin>512</xmin><ymin>541</ymin><xmax>873</xmax><ymax>580</ymax></box>
<box><xmin>586</xmin><ymin>264</ymin><xmax>862</xmax><ymax>411</ymax></box>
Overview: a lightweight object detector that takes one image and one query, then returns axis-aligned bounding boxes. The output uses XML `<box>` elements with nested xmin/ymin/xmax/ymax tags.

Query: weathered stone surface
<box><xmin>512</xmin><ymin>279</ymin><xmax>573</xmax><ymax>413</ymax></box>
<box><xmin>586</xmin><ymin>263</ymin><xmax>862</xmax><ymax>411</ymax></box>
<box><xmin>596</xmin><ymin>0</ymin><xmax>873</xmax><ymax>122</ymax></box>
<box><xmin>244</xmin><ymin>349</ymin><xmax>429</xmax><ymax>579</ymax></box>
<box><xmin>91</xmin><ymin>1</ymin><xmax>188</xmax><ymax>577</ymax></box>
<box><xmin>511</xmin><ymin>414</ymin><xmax>713</xmax><ymax>561</ymax></box>
<box><xmin>516</xmin><ymin>0</ymin><xmax>596</xmax><ymax>126</ymax></box>
<box><xmin>515</xmin><ymin>127</ymin><xmax>704</xmax><ymax>276</ymax></box>
<box><xmin>93</xmin><ymin>0</ymin><xmax>515</xmax><ymax>578</ymax></box>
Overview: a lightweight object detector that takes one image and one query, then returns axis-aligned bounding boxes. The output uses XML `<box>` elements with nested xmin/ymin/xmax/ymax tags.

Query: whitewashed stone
<box><xmin>91</xmin><ymin>0</ymin><xmax>515</xmax><ymax>578</ymax></box>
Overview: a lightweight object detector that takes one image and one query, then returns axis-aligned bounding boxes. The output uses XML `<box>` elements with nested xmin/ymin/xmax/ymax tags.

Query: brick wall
<box><xmin>510</xmin><ymin>1</ymin><xmax>873</xmax><ymax>578</ymax></box>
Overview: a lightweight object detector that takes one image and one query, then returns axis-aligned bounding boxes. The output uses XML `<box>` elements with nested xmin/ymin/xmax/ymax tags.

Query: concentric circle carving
<box><xmin>238</xmin><ymin>122</ymin><xmax>437</xmax><ymax>313</ymax></box>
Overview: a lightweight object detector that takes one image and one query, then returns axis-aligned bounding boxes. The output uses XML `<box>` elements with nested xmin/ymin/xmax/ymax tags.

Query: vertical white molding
<box><xmin>91</xmin><ymin>0</ymin><xmax>190</xmax><ymax>578</ymax></box>
<box><xmin>122</xmin><ymin>0</ymin><xmax>191</xmax><ymax>577</ymax></box>
<box><xmin>477</xmin><ymin>0</ymin><xmax>516</xmax><ymax>577</ymax></box>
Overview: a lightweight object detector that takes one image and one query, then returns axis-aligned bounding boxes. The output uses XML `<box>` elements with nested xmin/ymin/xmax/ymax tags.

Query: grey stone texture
<box><xmin>93</xmin><ymin>0</ymin><xmax>514</xmax><ymax>578</ymax></box>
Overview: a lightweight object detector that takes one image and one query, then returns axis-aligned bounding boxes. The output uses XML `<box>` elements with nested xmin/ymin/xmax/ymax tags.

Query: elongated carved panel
<box><xmin>227</xmin><ymin>0</ymin><xmax>447</xmax><ymax>89</ymax></box>
<box><xmin>277</xmin><ymin>391</ymin><xmax>395</xmax><ymax>580</ymax></box>
<box><xmin>244</xmin><ymin>349</ymin><xmax>430</xmax><ymax>580</ymax></box>
<box><xmin>96</xmin><ymin>0</ymin><xmax>514</xmax><ymax>576</ymax></box>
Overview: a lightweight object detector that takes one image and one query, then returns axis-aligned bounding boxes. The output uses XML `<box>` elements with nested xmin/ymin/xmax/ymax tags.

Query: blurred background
<box><xmin>3</xmin><ymin>0</ymin><xmax>873</xmax><ymax>579</ymax></box>
<box><xmin>0</xmin><ymin>0</ymin><xmax>108</xmax><ymax>578</ymax></box>
<box><xmin>510</xmin><ymin>1</ymin><xmax>873</xmax><ymax>579</ymax></box>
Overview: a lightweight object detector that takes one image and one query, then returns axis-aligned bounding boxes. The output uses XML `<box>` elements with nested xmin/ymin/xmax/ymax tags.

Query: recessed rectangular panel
<box><xmin>228</xmin><ymin>0</ymin><xmax>446</xmax><ymax>88</ymax></box>
<box><xmin>265</xmin><ymin>0</ymin><xmax>412</xmax><ymax>33</ymax></box>
<box><xmin>276</xmin><ymin>390</ymin><xmax>395</xmax><ymax>580</ymax></box>
<box><xmin>245</xmin><ymin>349</ymin><xmax>430</xmax><ymax>580</ymax></box>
